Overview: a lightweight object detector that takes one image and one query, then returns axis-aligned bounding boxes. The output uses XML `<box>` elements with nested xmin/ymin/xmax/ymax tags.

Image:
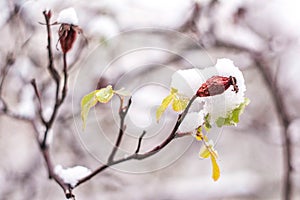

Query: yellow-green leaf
<box><xmin>172</xmin><ymin>95</ymin><xmax>188</xmax><ymax>112</ymax></box>
<box><xmin>216</xmin><ymin>98</ymin><xmax>250</xmax><ymax>127</ymax></box>
<box><xmin>199</xmin><ymin>145</ymin><xmax>211</xmax><ymax>158</ymax></box>
<box><xmin>210</xmin><ymin>153</ymin><xmax>220</xmax><ymax>181</ymax></box>
<box><xmin>156</xmin><ymin>93</ymin><xmax>174</xmax><ymax>122</ymax></box>
<box><xmin>95</xmin><ymin>85</ymin><xmax>114</xmax><ymax>103</ymax></box>
<box><xmin>81</xmin><ymin>90</ymin><xmax>99</xmax><ymax>130</ymax></box>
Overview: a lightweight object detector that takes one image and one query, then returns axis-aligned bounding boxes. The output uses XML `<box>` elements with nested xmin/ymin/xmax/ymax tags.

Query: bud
<box><xmin>197</xmin><ymin>76</ymin><xmax>238</xmax><ymax>97</ymax></box>
<box><xmin>56</xmin><ymin>7</ymin><xmax>81</xmax><ymax>53</ymax></box>
<box><xmin>59</xmin><ymin>24</ymin><xmax>78</xmax><ymax>53</ymax></box>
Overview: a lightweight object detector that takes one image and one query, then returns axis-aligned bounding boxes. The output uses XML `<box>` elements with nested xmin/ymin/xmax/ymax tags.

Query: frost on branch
<box><xmin>57</xmin><ymin>7</ymin><xmax>79</xmax><ymax>25</ymax></box>
<box><xmin>179</xmin><ymin>111</ymin><xmax>204</xmax><ymax>133</ymax></box>
<box><xmin>54</xmin><ymin>165</ymin><xmax>91</xmax><ymax>187</ymax></box>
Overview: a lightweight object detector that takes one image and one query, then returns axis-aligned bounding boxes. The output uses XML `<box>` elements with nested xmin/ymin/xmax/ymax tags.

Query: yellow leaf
<box><xmin>210</xmin><ymin>153</ymin><xmax>220</xmax><ymax>181</ymax></box>
<box><xmin>199</xmin><ymin>140</ymin><xmax>220</xmax><ymax>181</ymax></box>
<box><xmin>81</xmin><ymin>90</ymin><xmax>98</xmax><ymax>130</ymax></box>
<box><xmin>156</xmin><ymin>93</ymin><xmax>174</xmax><ymax>122</ymax></box>
<box><xmin>95</xmin><ymin>85</ymin><xmax>114</xmax><ymax>103</ymax></box>
<box><xmin>199</xmin><ymin>145</ymin><xmax>210</xmax><ymax>158</ymax></box>
<box><xmin>172</xmin><ymin>95</ymin><xmax>188</xmax><ymax>112</ymax></box>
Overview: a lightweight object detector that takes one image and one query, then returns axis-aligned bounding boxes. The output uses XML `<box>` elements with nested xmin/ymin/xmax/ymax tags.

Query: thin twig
<box><xmin>75</xmin><ymin>95</ymin><xmax>198</xmax><ymax>187</ymax></box>
<box><xmin>31</xmin><ymin>79</ymin><xmax>46</xmax><ymax>124</ymax></box>
<box><xmin>41</xmin><ymin>12</ymin><xmax>69</xmax><ymax>149</ymax></box>
<box><xmin>135</xmin><ymin>130</ymin><xmax>147</xmax><ymax>154</ymax></box>
<box><xmin>107</xmin><ymin>98</ymin><xmax>132</xmax><ymax>164</ymax></box>
<box><xmin>37</xmin><ymin>11</ymin><xmax>74</xmax><ymax>199</ymax></box>
<box><xmin>0</xmin><ymin>53</ymin><xmax>15</xmax><ymax>112</ymax></box>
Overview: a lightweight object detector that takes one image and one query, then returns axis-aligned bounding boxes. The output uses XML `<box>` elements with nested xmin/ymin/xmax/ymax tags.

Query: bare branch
<box><xmin>31</xmin><ymin>79</ymin><xmax>46</xmax><ymax>125</ymax></box>
<box><xmin>135</xmin><ymin>130</ymin><xmax>147</xmax><ymax>154</ymax></box>
<box><xmin>75</xmin><ymin>95</ymin><xmax>198</xmax><ymax>187</ymax></box>
<box><xmin>107</xmin><ymin>98</ymin><xmax>132</xmax><ymax>164</ymax></box>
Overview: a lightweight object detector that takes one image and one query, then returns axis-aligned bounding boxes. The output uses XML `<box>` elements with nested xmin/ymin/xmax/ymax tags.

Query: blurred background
<box><xmin>0</xmin><ymin>0</ymin><xmax>300</xmax><ymax>199</ymax></box>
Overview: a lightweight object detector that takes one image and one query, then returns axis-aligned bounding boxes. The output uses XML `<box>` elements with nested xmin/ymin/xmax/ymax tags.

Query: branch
<box><xmin>40</xmin><ymin>11</ymin><xmax>69</xmax><ymax>149</ymax></box>
<box><xmin>0</xmin><ymin>52</ymin><xmax>15</xmax><ymax>112</ymax></box>
<box><xmin>254</xmin><ymin>57</ymin><xmax>292</xmax><ymax>200</ymax></box>
<box><xmin>42</xmin><ymin>148</ymin><xmax>74</xmax><ymax>198</ymax></box>
<box><xmin>107</xmin><ymin>97</ymin><xmax>132</xmax><ymax>164</ymax></box>
<box><xmin>31</xmin><ymin>79</ymin><xmax>46</xmax><ymax>124</ymax></box>
<box><xmin>75</xmin><ymin>95</ymin><xmax>198</xmax><ymax>187</ymax></box>
<box><xmin>34</xmin><ymin>11</ymin><xmax>74</xmax><ymax>199</ymax></box>
<box><xmin>135</xmin><ymin>130</ymin><xmax>147</xmax><ymax>154</ymax></box>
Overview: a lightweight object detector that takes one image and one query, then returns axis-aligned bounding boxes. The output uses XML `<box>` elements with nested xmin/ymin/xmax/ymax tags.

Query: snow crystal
<box><xmin>57</xmin><ymin>7</ymin><xmax>79</xmax><ymax>25</ymax></box>
<box><xmin>179</xmin><ymin>111</ymin><xmax>204</xmax><ymax>133</ymax></box>
<box><xmin>54</xmin><ymin>165</ymin><xmax>91</xmax><ymax>187</ymax></box>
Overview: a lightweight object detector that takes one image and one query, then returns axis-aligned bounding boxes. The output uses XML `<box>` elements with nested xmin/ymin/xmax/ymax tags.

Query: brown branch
<box><xmin>35</xmin><ymin>10</ymin><xmax>74</xmax><ymax>199</ymax></box>
<box><xmin>75</xmin><ymin>95</ymin><xmax>198</xmax><ymax>187</ymax></box>
<box><xmin>0</xmin><ymin>52</ymin><xmax>15</xmax><ymax>112</ymax></box>
<box><xmin>31</xmin><ymin>79</ymin><xmax>46</xmax><ymax>124</ymax></box>
<box><xmin>40</xmin><ymin>11</ymin><xmax>69</xmax><ymax>149</ymax></box>
<box><xmin>107</xmin><ymin>98</ymin><xmax>132</xmax><ymax>164</ymax></box>
<box><xmin>135</xmin><ymin>130</ymin><xmax>147</xmax><ymax>154</ymax></box>
<box><xmin>211</xmin><ymin>35</ymin><xmax>292</xmax><ymax>200</ymax></box>
<box><xmin>254</xmin><ymin>57</ymin><xmax>292</xmax><ymax>200</ymax></box>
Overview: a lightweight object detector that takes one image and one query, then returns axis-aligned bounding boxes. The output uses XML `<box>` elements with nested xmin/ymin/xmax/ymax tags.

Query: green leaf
<box><xmin>156</xmin><ymin>93</ymin><xmax>174</xmax><ymax>122</ymax></box>
<box><xmin>81</xmin><ymin>90</ymin><xmax>99</xmax><ymax>130</ymax></box>
<box><xmin>216</xmin><ymin>98</ymin><xmax>250</xmax><ymax>127</ymax></box>
<box><xmin>204</xmin><ymin>113</ymin><xmax>212</xmax><ymax>132</ymax></box>
<box><xmin>95</xmin><ymin>85</ymin><xmax>114</xmax><ymax>103</ymax></box>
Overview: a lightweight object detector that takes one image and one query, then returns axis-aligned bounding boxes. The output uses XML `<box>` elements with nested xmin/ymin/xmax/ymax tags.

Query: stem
<box><xmin>75</xmin><ymin>95</ymin><xmax>198</xmax><ymax>187</ymax></box>
<box><xmin>107</xmin><ymin>98</ymin><xmax>132</xmax><ymax>163</ymax></box>
<box><xmin>136</xmin><ymin>95</ymin><xmax>197</xmax><ymax>159</ymax></box>
<box><xmin>135</xmin><ymin>131</ymin><xmax>147</xmax><ymax>154</ymax></box>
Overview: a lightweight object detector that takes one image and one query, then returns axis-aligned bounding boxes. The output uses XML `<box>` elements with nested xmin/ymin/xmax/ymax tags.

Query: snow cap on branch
<box><xmin>170</xmin><ymin>58</ymin><xmax>246</xmax><ymax>124</ymax></box>
<box><xmin>179</xmin><ymin>111</ymin><xmax>205</xmax><ymax>133</ymax></box>
<box><xmin>54</xmin><ymin>165</ymin><xmax>91</xmax><ymax>187</ymax></box>
<box><xmin>171</xmin><ymin>68</ymin><xmax>206</xmax><ymax>99</ymax></box>
<box><xmin>203</xmin><ymin>58</ymin><xmax>246</xmax><ymax>121</ymax></box>
<box><xmin>57</xmin><ymin>7</ymin><xmax>79</xmax><ymax>25</ymax></box>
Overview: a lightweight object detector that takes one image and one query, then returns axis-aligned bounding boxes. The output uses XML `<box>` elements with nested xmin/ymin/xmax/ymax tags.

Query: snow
<box><xmin>57</xmin><ymin>7</ymin><xmax>79</xmax><ymax>25</ymax></box>
<box><xmin>202</xmin><ymin>58</ymin><xmax>246</xmax><ymax>122</ymax></box>
<box><xmin>0</xmin><ymin>0</ymin><xmax>9</xmax><ymax>29</ymax></box>
<box><xmin>86</xmin><ymin>16</ymin><xmax>119</xmax><ymax>38</ymax></box>
<box><xmin>171</xmin><ymin>68</ymin><xmax>206</xmax><ymax>99</ymax></box>
<box><xmin>54</xmin><ymin>165</ymin><xmax>92</xmax><ymax>187</ymax></box>
<box><xmin>171</xmin><ymin>58</ymin><xmax>246</xmax><ymax>123</ymax></box>
<box><xmin>17</xmin><ymin>85</ymin><xmax>36</xmax><ymax>118</ymax></box>
<box><xmin>179</xmin><ymin>111</ymin><xmax>204</xmax><ymax>133</ymax></box>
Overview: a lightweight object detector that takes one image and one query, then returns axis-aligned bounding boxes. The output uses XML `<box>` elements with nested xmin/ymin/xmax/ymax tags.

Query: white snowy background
<box><xmin>0</xmin><ymin>0</ymin><xmax>300</xmax><ymax>199</ymax></box>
